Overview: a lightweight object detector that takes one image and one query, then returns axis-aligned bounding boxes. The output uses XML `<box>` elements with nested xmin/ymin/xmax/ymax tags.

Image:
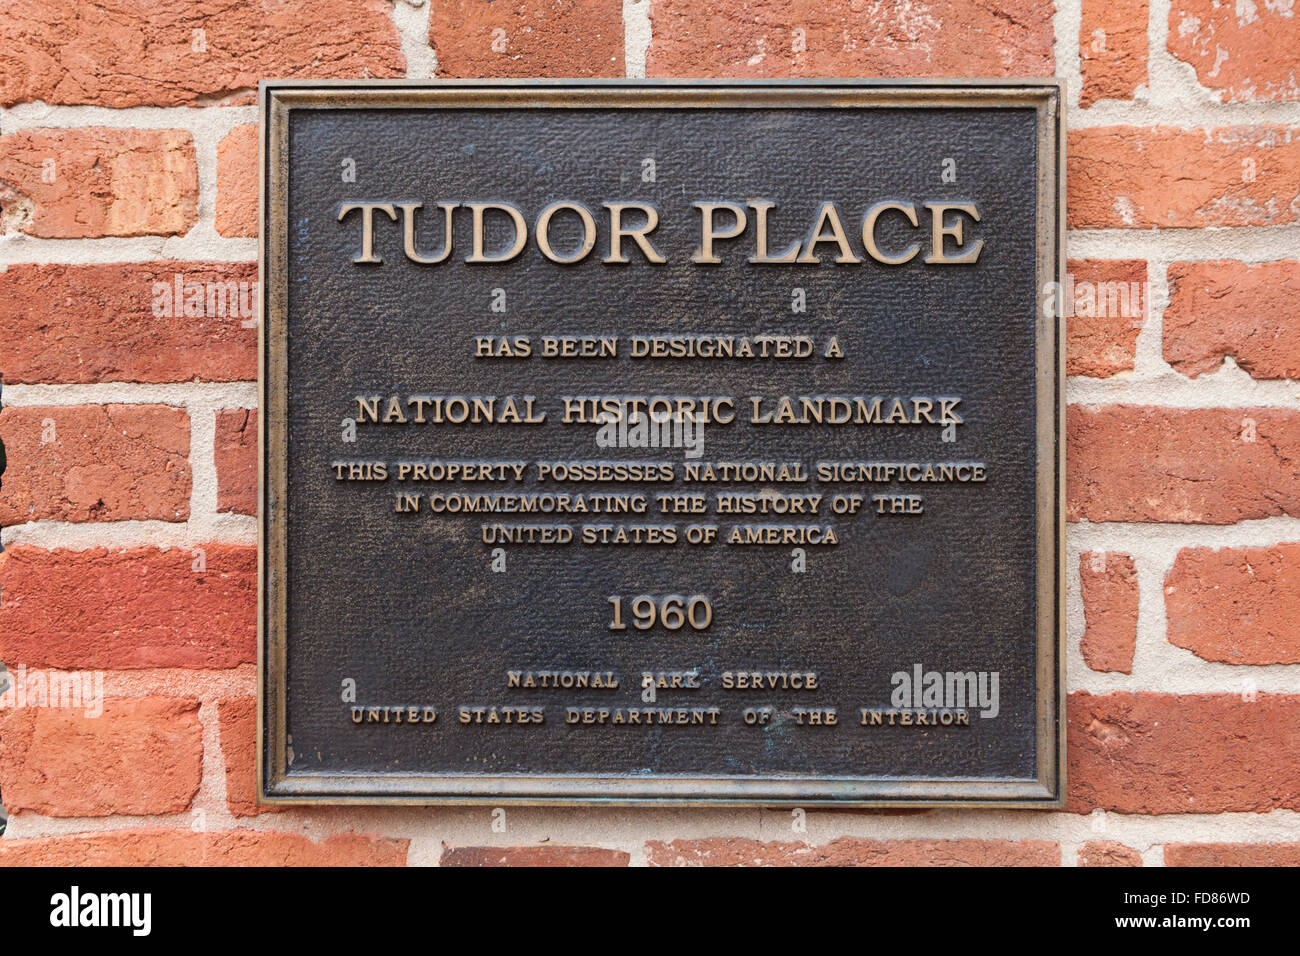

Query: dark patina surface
<box><xmin>260</xmin><ymin>82</ymin><xmax>1063</xmax><ymax>805</ymax></box>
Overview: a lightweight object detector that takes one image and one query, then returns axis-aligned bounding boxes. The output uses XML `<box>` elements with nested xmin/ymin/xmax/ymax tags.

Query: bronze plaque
<box><xmin>260</xmin><ymin>81</ymin><xmax>1064</xmax><ymax>806</ymax></box>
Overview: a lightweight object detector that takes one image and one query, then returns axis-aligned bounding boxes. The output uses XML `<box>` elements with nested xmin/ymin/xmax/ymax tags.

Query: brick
<box><xmin>1068</xmin><ymin>692</ymin><xmax>1300</xmax><ymax>814</ymax></box>
<box><xmin>1079</xmin><ymin>841</ymin><xmax>1143</xmax><ymax>866</ymax></box>
<box><xmin>1080</xmin><ymin>552</ymin><xmax>1138</xmax><ymax>674</ymax></box>
<box><xmin>441</xmin><ymin>845</ymin><xmax>630</xmax><ymax>866</ymax></box>
<box><xmin>0</xmin><ymin>404</ymin><xmax>190</xmax><ymax>525</ymax></box>
<box><xmin>0</xmin><ymin>698</ymin><xmax>202</xmax><ymax>817</ymax></box>
<box><xmin>1066</xmin><ymin>405</ymin><xmax>1300</xmax><ymax>524</ymax></box>
<box><xmin>0</xmin><ymin>0</ymin><xmax>404</xmax><ymax>108</ymax></box>
<box><xmin>1166</xmin><ymin>843</ymin><xmax>1300</xmax><ymax>867</ymax></box>
<box><xmin>431</xmin><ymin>0</ymin><xmax>624</xmax><ymax>78</ymax></box>
<box><xmin>1067</xmin><ymin>125</ymin><xmax>1300</xmax><ymax>229</ymax></box>
<box><xmin>0</xmin><ymin>128</ymin><xmax>197</xmax><ymax>238</ymax></box>
<box><xmin>0</xmin><ymin>830</ymin><xmax>408</xmax><ymax>866</ymax></box>
<box><xmin>218</xmin><ymin>697</ymin><xmax>279</xmax><ymax>816</ymax></box>
<box><xmin>0</xmin><ymin>545</ymin><xmax>255</xmax><ymax>670</ymax></box>
<box><xmin>647</xmin><ymin>0</ymin><xmax>1054</xmax><ymax>78</ymax></box>
<box><xmin>1165</xmin><ymin>260</ymin><xmax>1300</xmax><ymax>380</ymax></box>
<box><xmin>0</xmin><ymin>262</ymin><xmax>257</xmax><ymax>385</ymax></box>
<box><xmin>645</xmin><ymin>837</ymin><xmax>1059</xmax><ymax>867</ymax></box>
<box><xmin>1168</xmin><ymin>0</ymin><xmax>1300</xmax><ymax>103</ymax></box>
<box><xmin>1065</xmin><ymin>259</ymin><xmax>1147</xmax><ymax>377</ymax></box>
<box><xmin>216</xmin><ymin>125</ymin><xmax>257</xmax><ymax>239</ymax></box>
<box><xmin>215</xmin><ymin>409</ymin><xmax>258</xmax><ymax>515</ymax></box>
<box><xmin>1165</xmin><ymin>544</ymin><xmax>1300</xmax><ymax>665</ymax></box>
<box><xmin>1080</xmin><ymin>0</ymin><xmax>1148</xmax><ymax>107</ymax></box>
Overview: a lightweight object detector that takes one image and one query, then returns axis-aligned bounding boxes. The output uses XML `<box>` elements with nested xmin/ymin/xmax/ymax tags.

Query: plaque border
<box><xmin>258</xmin><ymin>79</ymin><xmax>1066</xmax><ymax>808</ymax></box>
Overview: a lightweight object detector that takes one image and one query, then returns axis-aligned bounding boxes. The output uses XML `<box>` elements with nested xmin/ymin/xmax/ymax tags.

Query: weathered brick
<box><xmin>645</xmin><ymin>837</ymin><xmax>1059</xmax><ymax>866</ymax></box>
<box><xmin>1165</xmin><ymin>260</ymin><xmax>1300</xmax><ymax>380</ymax></box>
<box><xmin>0</xmin><ymin>698</ymin><xmax>202</xmax><ymax>817</ymax></box>
<box><xmin>1165</xmin><ymin>843</ymin><xmax>1300</xmax><ymax>866</ymax></box>
<box><xmin>1065</xmin><ymin>259</ymin><xmax>1147</xmax><ymax>377</ymax></box>
<box><xmin>431</xmin><ymin>0</ymin><xmax>624</xmax><ymax>77</ymax></box>
<box><xmin>1067</xmin><ymin>405</ymin><xmax>1300</xmax><ymax>524</ymax></box>
<box><xmin>1080</xmin><ymin>552</ymin><xmax>1138</xmax><ymax>674</ymax></box>
<box><xmin>1165</xmin><ymin>544</ymin><xmax>1300</xmax><ymax>665</ymax></box>
<box><xmin>0</xmin><ymin>545</ymin><xmax>255</xmax><ymax>670</ymax></box>
<box><xmin>217</xmin><ymin>697</ymin><xmax>279</xmax><ymax>816</ymax></box>
<box><xmin>1068</xmin><ymin>125</ymin><xmax>1300</xmax><ymax>229</ymax></box>
<box><xmin>0</xmin><ymin>262</ymin><xmax>257</xmax><ymax>385</ymax></box>
<box><xmin>0</xmin><ymin>128</ymin><xmax>197</xmax><ymax>238</ymax></box>
<box><xmin>216</xmin><ymin>125</ymin><xmax>257</xmax><ymax>238</ymax></box>
<box><xmin>0</xmin><ymin>0</ymin><xmax>404</xmax><ymax>108</ymax></box>
<box><xmin>1080</xmin><ymin>0</ymin><xmax>1148</xmax><ymax>107</ymax></box>
<box><xmin>1068</xmin><ymin>692</ymin><xmax>1300</xmax><ymax>814</ymax></box>
<box><xmin>441</xmin><ymin>845</ymin><xmax>630</xmax><ymax>866</ymax></box>
<box><xmin>0</xmin><ymin>830</ymin><xmax>408</xmax><ymax>866</ymax></box>
<box><xmin>1079</xmin><ymin>841</ymin><xmax>1143</xmax><ymax>866</ymax></box>
<box><xmin>0</xmin><ymin>404</ymin><xmax>191</xmax><ymax>525</ymax></box>
<box><xmin>647</xmin><ymin>0</ymin><xmax>1055</xmax><ymax>78</ymax></box>
<box><xmin>215</xmin><ymin>409</ymin><xmax>257</xmax><ymax>515</ymax></box>
<box><xmin>1168</xmin><ymin>0</ymin><xmax>1300</xmax><ymax>102</ymax></box>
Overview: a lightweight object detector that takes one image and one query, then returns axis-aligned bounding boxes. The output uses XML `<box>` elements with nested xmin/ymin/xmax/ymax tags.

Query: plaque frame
<box><xmin>258</xmin><ymin>79</ymin><xmax>1066</xmax><ymax>808</ymax></box>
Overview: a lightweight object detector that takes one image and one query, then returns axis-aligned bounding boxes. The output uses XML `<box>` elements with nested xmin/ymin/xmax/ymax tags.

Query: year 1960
<box><xmin>608</xmin><ymin>595</ymin><xmax>713</xmax><ymax>631</ymax></box>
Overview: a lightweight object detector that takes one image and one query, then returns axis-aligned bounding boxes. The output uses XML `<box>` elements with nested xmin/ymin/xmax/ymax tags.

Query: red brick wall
<box><xmin>1</xmin><ymin>0</ymin><xmax>1297</xmax><ymax>867</ymax></box>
